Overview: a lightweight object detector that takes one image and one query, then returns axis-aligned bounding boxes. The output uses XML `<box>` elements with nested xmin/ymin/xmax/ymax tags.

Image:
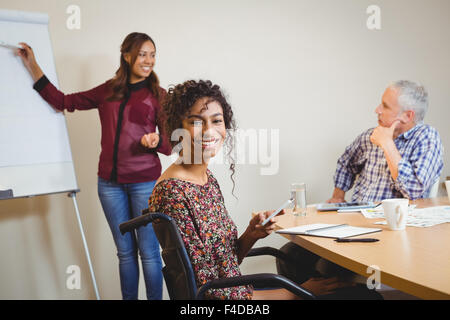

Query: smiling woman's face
<box><xmin>181</xmin><ymin>97</ymin><xmax>227</xmax><ymax>163</ymax></box>
<box><xmin>125</xmin><ymin>40</ymin><xmax>156</xmax><ymax>83</ymax></box>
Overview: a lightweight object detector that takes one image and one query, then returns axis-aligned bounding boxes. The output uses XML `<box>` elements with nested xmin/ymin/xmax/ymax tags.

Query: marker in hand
<box><xmin>261</xmin><ymin>198</ymin><xmax>294</xmax><ymax>226</ymax></box>
<box><xmin>0</xmin><ymin>41</ymin><xmax>20</xmax><ymax>50</ymax></box>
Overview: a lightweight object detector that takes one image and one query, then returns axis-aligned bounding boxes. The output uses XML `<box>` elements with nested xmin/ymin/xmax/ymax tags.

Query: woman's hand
<box><xmin>237</xmin><ymin>210</ymin><xmax>285</xmax><ymax>264</ymax></box>
<box><xmin>300</xmin><ymin>277</ymin><xmax>350</xmax><ymax>297</ymax></box>
<box><xmin>247</xmin><ymin>210</ymin><xmax>285</xmax><ymax>241</ymax></box>
<box><xmin>141</xmin><ymin>132</ymin><xmax>160</xmax><ymax>149</ymax></box>
<box><xmin>14</xmin><ymin>42</ymin><xmax>43</xmax><ymax>82</ymax></box>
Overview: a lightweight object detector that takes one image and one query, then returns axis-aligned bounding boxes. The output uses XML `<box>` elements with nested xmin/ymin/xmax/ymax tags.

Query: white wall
<box><xmin>0</xmin><ymin>0</ymin><xmax>449</xmax><ymax>299</ymax></box>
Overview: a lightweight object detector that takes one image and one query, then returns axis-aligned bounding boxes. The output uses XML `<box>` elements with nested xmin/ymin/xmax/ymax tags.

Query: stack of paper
<box><xmin>360</xmin><ymin>205</ymin><xmax>450</xmax><ymax>228</ymax></box>
<box><xmin>359</xmin><ymin>205</ymin><xmax>416</xmax><ymax>219</ymax></box>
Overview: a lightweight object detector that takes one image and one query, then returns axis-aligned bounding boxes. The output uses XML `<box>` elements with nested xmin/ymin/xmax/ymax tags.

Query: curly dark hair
<box><xmin>163</xmin><ymin>80</ymin><xmax>237</xmax><ymax>195</ymax></box>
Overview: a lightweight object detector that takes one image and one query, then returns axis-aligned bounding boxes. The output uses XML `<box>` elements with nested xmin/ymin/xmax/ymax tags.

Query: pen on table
<box><xmin>304</xmin><ymin>223</ymin><xmax>347</xmax><ymax>234</ymax></box>
<box><xmin>335</xmin><ymin>238</ymin><xmax>379</xmax><ymax>243</ymax></box>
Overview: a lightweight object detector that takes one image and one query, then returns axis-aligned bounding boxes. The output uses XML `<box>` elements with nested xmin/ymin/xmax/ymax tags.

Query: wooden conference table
<box><xmin>272</xmin><ymin>197</ymin><xmax>450</xmax><ymax>300</ymax></box>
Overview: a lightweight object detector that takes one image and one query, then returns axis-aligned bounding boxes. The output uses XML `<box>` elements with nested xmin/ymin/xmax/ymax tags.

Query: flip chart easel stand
<box><xmin>68</xmin><ymin>191</ymin><xmax>100</xmax><ymax>300</ymax></box>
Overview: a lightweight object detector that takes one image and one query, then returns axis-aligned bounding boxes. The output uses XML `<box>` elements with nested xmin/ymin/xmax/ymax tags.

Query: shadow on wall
<box><xmin>0</xmin><ymin>195</ymin><xmax>59</xmax><ymax>297</ymax></box>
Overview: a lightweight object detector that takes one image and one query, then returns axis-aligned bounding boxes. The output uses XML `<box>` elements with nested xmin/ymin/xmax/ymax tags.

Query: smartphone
<box><xmin>261</xmin><ymin>199</ymin><xmax>293</xmax><ymax>226</ymax></box>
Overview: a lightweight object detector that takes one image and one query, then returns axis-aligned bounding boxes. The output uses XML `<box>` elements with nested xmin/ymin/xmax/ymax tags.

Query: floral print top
<box><xmin>148</xmin><ymin>169</ymin><xmax>253</xmax><ymax>300</ymax></box>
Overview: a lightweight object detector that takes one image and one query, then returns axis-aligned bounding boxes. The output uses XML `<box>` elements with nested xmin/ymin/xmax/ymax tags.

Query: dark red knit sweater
<box><xmin>33</xmin><ymin>75</ymin><xmax>171</xmax><ymax>183</ymax></box>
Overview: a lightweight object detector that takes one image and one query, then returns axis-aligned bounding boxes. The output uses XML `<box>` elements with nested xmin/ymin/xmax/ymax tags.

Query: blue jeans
<box><xmin>97</xmin><ymin>177</ymin><xmax>163</xmax><ymax>300</ymax></box>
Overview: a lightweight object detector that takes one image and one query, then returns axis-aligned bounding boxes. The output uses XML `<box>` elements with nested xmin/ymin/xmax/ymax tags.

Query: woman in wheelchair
<box><xmin>148</xmin><ymin>80</ymin><xmax>351</xmax><ymax>300</ymax></box>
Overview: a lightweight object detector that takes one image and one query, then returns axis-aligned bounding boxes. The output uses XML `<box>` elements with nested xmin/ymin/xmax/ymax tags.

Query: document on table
<box><xmin>276</xmin><ymin>223</ymin><xmax>381</xmax><ymax>239</ymax></box>
<box><xmin>359</xmin><ymin>205</ymin><xmax>416</xmax><ymax>219</ymax></box>
<box><xmin>373</xmin><ymin>206</ymin><xmax>450</xmax><ymax>228</ymax></box>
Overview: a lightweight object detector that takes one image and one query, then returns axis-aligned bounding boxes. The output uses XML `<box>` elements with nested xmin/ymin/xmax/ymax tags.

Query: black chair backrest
<box><xmin>119</xmin><ymin>211</ymin><xmax>197</xmax><ymax>299</ymax></box>
<box><xmin>152</xmin><ymin>213</ymin><xmax>198</xmax><ymax>300</ymax></box>
<box><xmin>119</xmin><ymin>210</ymin><xmax>317</xmax><ymax>300</ymax></box>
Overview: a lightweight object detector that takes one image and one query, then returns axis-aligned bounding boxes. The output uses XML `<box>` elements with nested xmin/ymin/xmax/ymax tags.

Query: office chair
<box><xmin>119</xmin><ymin>210</ymin><xmax>316</xmax><ymax>300</ymax></box>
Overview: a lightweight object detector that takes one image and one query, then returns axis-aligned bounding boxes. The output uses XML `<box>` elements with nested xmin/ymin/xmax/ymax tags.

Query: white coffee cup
<box><xmin>445</xmin><ymin>181</ymin><xmax>450</xmax><ymax>203</ymax></box>
<box><xmin>382</xmin><ymin>198</ymin><xmax>409</xmax><ymax>231</ymax></box>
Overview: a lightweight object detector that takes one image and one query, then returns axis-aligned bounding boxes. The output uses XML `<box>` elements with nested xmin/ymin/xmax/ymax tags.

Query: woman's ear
<box><xmin>123</xmin><ymin>53</ymin><xmax>131</xmax><ymax>65</ymax></box>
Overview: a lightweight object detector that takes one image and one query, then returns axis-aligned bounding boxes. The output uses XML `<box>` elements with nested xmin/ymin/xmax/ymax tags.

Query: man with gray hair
<box><xmin>328</xmin><ymin>80</ymin><xmax>443</xmax><ymax>202</ymax></box>
<box><xmin>277</xmin><ymin>82</ymin><xmax>443</xmax><ymax>297</ymax></box>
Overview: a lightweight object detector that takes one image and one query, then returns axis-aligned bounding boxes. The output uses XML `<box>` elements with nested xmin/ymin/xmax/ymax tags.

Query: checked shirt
<box><xmin>334</xmin><ymin>124</ymin><xmax>443</xmax><ymax>202</ymax></box>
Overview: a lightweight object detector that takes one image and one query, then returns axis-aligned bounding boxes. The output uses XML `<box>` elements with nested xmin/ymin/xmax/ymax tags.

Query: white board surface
<box><xmin>0</xmin><ymin>9</ymin><xmax>78</xmax><ymax>198</ymax></box>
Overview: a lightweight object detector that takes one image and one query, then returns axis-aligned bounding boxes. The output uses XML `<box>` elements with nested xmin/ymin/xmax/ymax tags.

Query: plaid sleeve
<box><xmin>395</xmin><ymin>128</ymin><xmax>444</xmax><ymax>199</ymax></box>
<box><xmin>334</xmin><ymin>130</ymin><xmax>372</xmax><ymax>191</ymax></box>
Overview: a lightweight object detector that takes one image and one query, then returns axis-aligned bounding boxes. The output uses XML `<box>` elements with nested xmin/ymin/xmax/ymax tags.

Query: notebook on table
<box><xmin>276</xmin><ymin>223</ymin><xmax>382</xmax><ymax>239</ymax></box>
